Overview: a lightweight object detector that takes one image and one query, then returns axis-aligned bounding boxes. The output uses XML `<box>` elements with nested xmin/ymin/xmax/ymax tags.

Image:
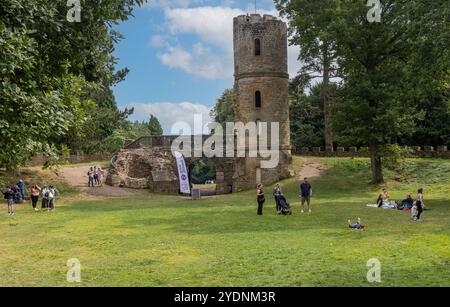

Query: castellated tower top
<box><xmin>233</xmin><ymin>14</ymin><xmax>288</xmax><ymax>80</ymax></box>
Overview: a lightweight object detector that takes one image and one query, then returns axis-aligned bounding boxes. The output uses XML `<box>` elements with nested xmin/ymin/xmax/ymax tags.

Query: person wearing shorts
<box><xmin>300</xmin><ymin>178</ymin><xmax>313</xmax><ymax>213</ymax></box>
<box><xmin>2</xmin><ymin>188</ymin><xmax>15</xmax><ymax>216</ymax></box>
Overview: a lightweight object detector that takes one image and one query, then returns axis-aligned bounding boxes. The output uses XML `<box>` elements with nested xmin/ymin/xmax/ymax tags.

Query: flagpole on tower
<box><xmin>254</xmin><ymin>0</ymin><xmax>257</xmax><ymax>14</ymax></box>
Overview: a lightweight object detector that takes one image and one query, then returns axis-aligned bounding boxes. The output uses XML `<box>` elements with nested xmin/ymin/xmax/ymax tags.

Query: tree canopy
<box><xmin>148</xmin><ymin>115</ymin><xmax>163</xmax><ymax>136</ymax></box>
<box><xmin>278</xmin><ymin>0</ymin><xmax>450</xmax><ymax>183</ymax></box>
<box><xmin>0</xmin><ymin>0</ymin><xmax>146</xmax><ymax>168</ymax></box>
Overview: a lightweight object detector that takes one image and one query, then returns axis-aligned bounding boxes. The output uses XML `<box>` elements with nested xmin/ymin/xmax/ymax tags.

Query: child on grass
<box><xmin>2</xmin><ymin>187</ymin><xmax>15</xmax><ymax>216</ymax></box>
<box><xmin>348</xmin><ymin>218</ymin><xmax>365</xmax><ymax>231</ymax></box>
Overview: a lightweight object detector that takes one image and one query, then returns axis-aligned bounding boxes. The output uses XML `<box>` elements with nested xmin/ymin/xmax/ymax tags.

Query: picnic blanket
<box><xmin>367</xmin><ymin>204</ymin><xmax>395</xmax><ymax>209</ymax></box>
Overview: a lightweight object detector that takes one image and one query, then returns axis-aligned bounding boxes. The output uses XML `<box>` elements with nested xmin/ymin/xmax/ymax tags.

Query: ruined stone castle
<box><xmin>107</xmin><ymin>14</ymin><xmax>293</xmax><ymax>194</ymax></box>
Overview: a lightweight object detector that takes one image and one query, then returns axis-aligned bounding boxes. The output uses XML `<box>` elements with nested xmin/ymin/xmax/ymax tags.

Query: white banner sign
<box><xmin>174</xmin><ymin>151</ymin><xmax>191</xmax><ymax>194</ymax></box>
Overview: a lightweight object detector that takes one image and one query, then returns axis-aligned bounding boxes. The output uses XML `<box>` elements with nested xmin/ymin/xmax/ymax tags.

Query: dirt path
<box><xmin>59</xmin><ymin>166</ymin><xmax>142</xmax><ymax>197</ymax></box>
<box><xmin>297</xmin><ymin>158</ymin><xmax>328</xmax><ymax>180</ymax></box>
<box><xmin>59</xmin><ymin>158</ymin><xmax>327</xmax><ymax>197</ymax></box>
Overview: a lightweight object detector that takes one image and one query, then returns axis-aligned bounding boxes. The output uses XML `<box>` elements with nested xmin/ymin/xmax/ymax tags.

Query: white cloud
<box><xmin>149</xmin><ymin>35</ymin><xmax>167</xmax><ymax>48</ymax></box>
<box><xmin>165</xmin><ymin>6</ymin><xmax>243</xmax><ymax>48</ymax></box>
<box><xmin>124</xmin><ymin>102</ymin><xmax>213</xmax><ymax>135</ymax></box>
<box><xmin>153</xmin><ymin>5</ymin><xmax>302</xmax><ymax>80</ymax></box>
<box><xmin>157</xmin><ymin>43</ymin><xmax>232</xmax><ymax>80</ymax></box>
<box><xmin>143</xmin><ymin>0</ymin><xmax>205</xmax><ymax>9</ymax></box>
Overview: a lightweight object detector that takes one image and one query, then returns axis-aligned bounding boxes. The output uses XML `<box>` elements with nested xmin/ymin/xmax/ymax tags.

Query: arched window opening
<box><xmin>255</xmin><ymin>91</ymin><xmax>262</xmax><ymax>108</ymax></box>
<box><xmin>255</xmin><ymin>38</ymin><xmax>261</xmax><ymax>56</ymax></box>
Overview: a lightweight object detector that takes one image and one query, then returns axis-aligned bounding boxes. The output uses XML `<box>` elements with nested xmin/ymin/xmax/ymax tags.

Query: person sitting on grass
<box><xmin>2</xmin><ymin>187</ymin><xmax>15</xmax><ymax>216</ymax></box>
<box><xmin>377</xmin><ymin>188</ymin><xmax>389</xmax><ymax>208</ymax></box>
<box><xmin>348</xmin><ymin>218</ymin><xmax>365</xmax><ymax>231</ymax></box>
<box><xmin>401</xmin><ymin>194</ymin><xmax>414</xmax><ymax>210</ymax></box>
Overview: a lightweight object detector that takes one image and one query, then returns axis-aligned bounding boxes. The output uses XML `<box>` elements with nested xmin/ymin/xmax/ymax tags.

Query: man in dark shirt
<box><xmin>300</xmin><ymin>178</ymin><xmax>313</xmax><ymax>213</ymax></box>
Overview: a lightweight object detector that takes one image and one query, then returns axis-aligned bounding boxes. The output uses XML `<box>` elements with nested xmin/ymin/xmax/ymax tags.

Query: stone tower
<box><xmin>233</xmin><ymin>14</ymin><xmax>293</xmax><ymax>187</ymax></box>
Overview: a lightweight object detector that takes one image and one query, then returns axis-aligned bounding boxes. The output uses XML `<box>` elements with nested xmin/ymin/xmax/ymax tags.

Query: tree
<box><xmin>130</xmin><ymin>121</ymin><xmax>151</xmax><ymax>138</ymax></box>
<box><xmin>289</xmin><ymin>81</ymin><xmax>325</xmax><ymax>148</ymax></box>
<box><xmin>210</xmin><ymin>89</ymin><xmax>235</xmax><ymax>127</ymax></box>
<box><xmin>279</xmin><ymin>0</ymin><xmax>450</xmax><ymax>183</ymax></box>
<box><xmin>332</xmin><ymin>1</ymin><xmax>450</xmax><ymax>183</ymax></box>
<box><xmin>0</xmin><ymin>0</ymin><xmax>146</xmax><ymax>168</ymax></box>
<box><xmin>276</xmin><ymin>0</ymin><xmax>340</xmax><ymax>151</ymax></box>
<box><xmin>190</xmin><ymin>160</ymin><xmax>216</xmax><ymax>185</ymax></box>
<box><xmin>400</xmin><ymin>88</ymin><xmax>450</xmax><ymax>147</ymax></box>
<box><xmin>148</xmin><ymin>115</ymin><xmax>163</xmax><ymax>136</ymax></box>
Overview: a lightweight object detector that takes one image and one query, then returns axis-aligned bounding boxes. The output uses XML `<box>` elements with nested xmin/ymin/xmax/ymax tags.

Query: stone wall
<box><xmin>293</xmin><ymin>146</ymin><xmax>450</xmax><ymax>158</ymax></box>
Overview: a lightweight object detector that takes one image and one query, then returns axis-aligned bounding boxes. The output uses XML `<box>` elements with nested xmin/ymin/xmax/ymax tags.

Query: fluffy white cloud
<box><xmin>165</xmin><ymin>6</ymin><xmax>243</xmax><ymax>48</ymax></box>
<box><xmin>157</xmin><ymin>43</ymin><xmax>232</xmax><ymax>80</ymax></box>
<box><xmin>153</xmin><ymin>5</ymin><xmax>302</xmax><ymax>80</ymax></box>
<box><xmin>124</xmin><ymin>102</ymin><xmax>213</xmax><ymax>135</ymax></box>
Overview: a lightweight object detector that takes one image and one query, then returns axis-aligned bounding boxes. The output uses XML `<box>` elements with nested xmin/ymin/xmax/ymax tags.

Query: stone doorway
<box><xmin>188</xmin><ymin>158</ymin><xmax>217</xmax><ymax>196</ymax></box>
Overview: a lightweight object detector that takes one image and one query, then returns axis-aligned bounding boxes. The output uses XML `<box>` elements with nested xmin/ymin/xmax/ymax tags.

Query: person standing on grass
<box><xmin>47</xmin><ymin>186</ymin><xmax>57</xmax><ymax>211</ymax></box>
<box><xmin>2</xmin><ymin>187</ymin><xmax>15</xmax><ymax>216</ymax></box>
<box><xmin>300</xmin><ymin>178</ymin><xmax>313</xmax><ymax>213</ymax></box>
<box><xmin>17</xmin><ymin>179</ymin><xmax>25</xmax><ymax>200</ymax></box>
<box><xmin>257</xmin><ymin>184</ymin><xmax>265</xmax><ymax>216</ymax></box>
<box><xmin>41</xmin><ymin>186</ymin><xmax>49</xmax><ymax>209</ymax></box>
<box><xmin>273</xmin><ymin>183</ymin><xmax>282</xmax><ymax>213</ymax></box>
<box><xmin>414</xmin><ymin>188</ymin><xmax>425</xmax><ymax>222</ymax></box>
<box><xmin>30</xmin><ymin>185</ymin><xmax>41</xmax><ymax>211</ymax></box>
<box><xmin>87</xmin><ymin>167</ymin><xmax>94</xmax><ymax>187</ymax></box>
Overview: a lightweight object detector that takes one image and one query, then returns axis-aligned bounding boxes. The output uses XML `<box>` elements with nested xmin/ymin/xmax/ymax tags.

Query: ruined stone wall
<box><xmin>107</xmin><ymin>147</ymin><xmax>179</xmax><ymax>193</ymax></box>
<box><xmin>108</xmin><ymin>145</ymin><xmax>250</xmax><ymax>194</ymax></box>
<box><xmin>294</xmin><ymin>146</ymin><xmax>450</xmax><ymax>158</ymax></box>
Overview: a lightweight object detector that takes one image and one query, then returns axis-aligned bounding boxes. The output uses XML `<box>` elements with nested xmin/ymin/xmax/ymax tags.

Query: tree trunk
<box><xmin>370</xmin><ymin>143</ymin><xmax>384</xmax><ymax>184</ymax></box>
<box><xmin>322</xmin><ymin>46</ymin><xmax>333</xmax><ymax>152</ymax></box>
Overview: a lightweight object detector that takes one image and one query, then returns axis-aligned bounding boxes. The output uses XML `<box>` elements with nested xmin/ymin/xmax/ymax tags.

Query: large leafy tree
<box><xmin>278</xmin><ymin>0</ymin><xmax>450</xmax><ymax>183</ymax></box>
<box><xmin>210</xmin><ymin>89</ymin><xmax>235</xmax><ymax>127</ymax></box>
<box><xmin>148</xmin><ymin>115</ymin><xmax>163</xmax><ymax>136</ymax></box>
<box><xmin>332</xmin><ymin>1</ymin><xmax>449</xmax><ymax>183</ymax></box>
<box><xmin>0</xmin><ymin>0</ymin><xmax>146</xmax><ymax>169</ymax></box>
<box><xmin>276</xmin><ymin>0</ymin><xmax>340</xmax><ymax>151</ymax></box>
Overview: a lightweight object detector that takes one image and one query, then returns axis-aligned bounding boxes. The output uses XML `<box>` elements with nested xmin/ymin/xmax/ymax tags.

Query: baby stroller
<box><xmin>277</xmin><ymin>195</ymin><xmax>292</xmax><ymax>215</ymax></box>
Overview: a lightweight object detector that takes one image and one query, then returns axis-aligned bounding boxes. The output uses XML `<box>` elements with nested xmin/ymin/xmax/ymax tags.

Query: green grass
<box><xmin>0</xmin><ymin>157</ymin><xmax>449</xmax><ymax>287</ymax></box>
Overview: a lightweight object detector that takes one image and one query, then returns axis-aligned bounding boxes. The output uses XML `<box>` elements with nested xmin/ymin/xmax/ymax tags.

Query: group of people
<box><xmin>30</xmin><ymin>185</ymin><xmax>59</xmax><ymax>212</ymax></box>
<box><xmin>2</xmin><ymin>180</ymin><xmax>58</xmax><ymax>216</ymax></box>
<box><xmin>376</xmin><ymin>188</ymin><xmax>426</xmax><ymax>222</ymax></box>
<box><xmin>87</xmin><ymin>166</ymin><xmax>105</xmax><ymax>187</ymax></box>
<box><xmin>256</xmin><ymin>177</ymin><xmax>313</xmax><ymax>216</ymax></box>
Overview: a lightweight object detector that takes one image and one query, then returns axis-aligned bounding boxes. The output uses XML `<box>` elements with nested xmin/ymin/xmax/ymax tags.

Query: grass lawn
<box><xmin>0</xmin><ymin>157</ymin><xmax>449</xmax><ymax>286</ymax></box>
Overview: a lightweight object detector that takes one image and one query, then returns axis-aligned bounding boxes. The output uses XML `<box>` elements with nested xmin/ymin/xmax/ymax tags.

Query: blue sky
<box><xmin>113</xmin><ymin>0</ymin><xmax>301</xmax><ymax>134</ymax></box>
